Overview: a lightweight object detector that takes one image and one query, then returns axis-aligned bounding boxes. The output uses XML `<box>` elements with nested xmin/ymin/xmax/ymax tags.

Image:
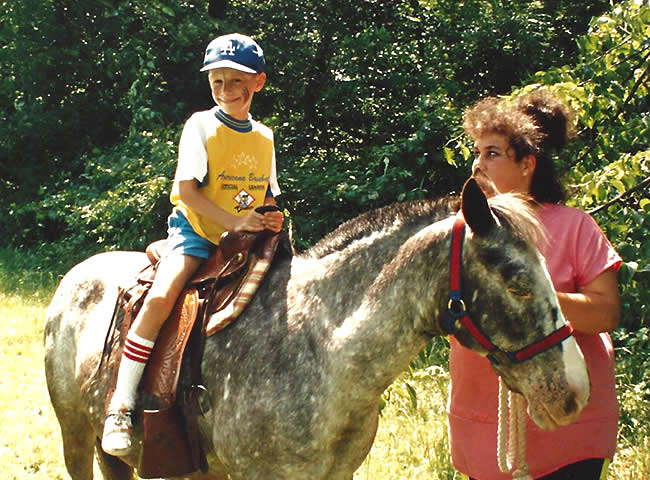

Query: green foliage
<box><xmin>47</xmin><ymin>126</ymin><xmax>178</xmax><ymax>251</ymax></box>
<box><xmin>616</xmin><ymin>326</ymin><xmax>650</xmax><ymax>449</ymax></box>
<box><xmin>410</xmin><ymin>337</ymin><xmax>449</xmax><ymax>371</ymax></box>
<box><xmin>526</xmin><ymin>1</ymin><xmax>650</xmax><ymax>335</ymax></box>
<box><xmin>1</xmin><ymin>0</ymin><xmax>614</xmax><ymax>252</ymax></box>
<box><xmin>254</xmin><ymin>0</ymin><xmax>607</xmax><ymax>246</ymax></box>
<box><xmin>573</xmin><ymin>152</ymin><xmax>650</xmax><ymax>330</ymax></box>
<box><xmin>1</xmin><ymin>0</ymin><xmax>646</xmax><ymax>359</ymax></box>
<box><xmin>1</xmin><ymin>0</ymin><xmax>214</xmax><ymax>252</ymax></box>
<box><xmin>5</xmin><ymin>125</ymin><xmax>178</xmax><ymax>252</ymax></box>
<box><xmin>0</xmin><ymin>248</ymin><xmax>60</xmax><ymax>301</ymax></box>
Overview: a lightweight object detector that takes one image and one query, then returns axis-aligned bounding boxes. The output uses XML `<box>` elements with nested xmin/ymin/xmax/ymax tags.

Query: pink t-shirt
<box><xmin>448</xmin><ymin>203</ymin><xmax>622</xmax><ymax>479</ymax></box>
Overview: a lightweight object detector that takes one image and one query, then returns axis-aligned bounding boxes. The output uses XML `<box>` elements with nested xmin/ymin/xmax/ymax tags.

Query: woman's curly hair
<box><xmin>463</xmin><ymin>88</ymin><xmax>575</xmax><ymax>203</ymax></box>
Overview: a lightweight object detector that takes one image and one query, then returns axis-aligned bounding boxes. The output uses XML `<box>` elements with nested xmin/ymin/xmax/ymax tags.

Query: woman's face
<box><xmin>472</xmin><ymin>132</ymin><xmax>533</xmax><ymax>195</ymax></box>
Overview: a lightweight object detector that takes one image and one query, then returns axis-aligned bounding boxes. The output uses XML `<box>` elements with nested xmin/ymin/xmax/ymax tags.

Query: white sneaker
<box><xmin>101</xmin><ymin>409</ymin><xmax>134</xmax><ymax>456</ymax></box>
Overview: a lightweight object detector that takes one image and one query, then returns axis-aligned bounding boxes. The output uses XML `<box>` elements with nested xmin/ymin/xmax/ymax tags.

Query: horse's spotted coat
<box><xmin>44</xmin><ymin>179</ymin><xmax>589</xmax><ymax>480</ymax></box>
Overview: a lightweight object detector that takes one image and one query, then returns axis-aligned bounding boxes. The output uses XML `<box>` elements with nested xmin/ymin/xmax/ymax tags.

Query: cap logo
<box><xmin>220</xmin><ymin>41</ymin><xmax>236</xmax><ymax>57</ymax></box>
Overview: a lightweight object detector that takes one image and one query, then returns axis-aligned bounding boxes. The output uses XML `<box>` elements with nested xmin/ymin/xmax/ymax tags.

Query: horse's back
<box><xmin>45</xmin><ymin>250</ymin><xmax>149</xmax><ymax>341</ymax></box>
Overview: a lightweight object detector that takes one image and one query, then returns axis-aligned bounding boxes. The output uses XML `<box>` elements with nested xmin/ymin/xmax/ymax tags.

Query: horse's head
<box><xmin>447</xmin><ymin>177</ymin><xmax>590</xmax><ymax>430</ymax></box>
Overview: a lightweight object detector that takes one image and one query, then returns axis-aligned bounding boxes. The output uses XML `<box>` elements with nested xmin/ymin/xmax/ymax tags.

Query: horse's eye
<box><xmin>507</xmin><ymin>284</ymin><xmax>533</xmax><ymax>300</ymax></box>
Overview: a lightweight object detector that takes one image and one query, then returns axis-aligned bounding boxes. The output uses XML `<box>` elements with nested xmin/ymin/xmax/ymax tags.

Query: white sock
<box><xmin>109</xmin><ymin>331</ymin><xmax>155</xmax><ymax>411</ymax></box>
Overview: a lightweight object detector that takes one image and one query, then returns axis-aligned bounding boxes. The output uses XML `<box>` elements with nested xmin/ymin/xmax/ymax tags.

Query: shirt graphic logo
<box><xmin>234</xmin><ymin>189</ymin><xmax>255</xmax><ymax>212</ymax></box>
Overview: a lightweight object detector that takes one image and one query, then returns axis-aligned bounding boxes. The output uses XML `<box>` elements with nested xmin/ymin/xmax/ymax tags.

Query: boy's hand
<box><xmin>233</xmin><ymin>209</ymin><xmax>284</xmax><ymax>233</ymax></box>
<box><xmin>262</xmin><ymin>210</ymin><xmax>284</xmax><ymax>232</ymax></box>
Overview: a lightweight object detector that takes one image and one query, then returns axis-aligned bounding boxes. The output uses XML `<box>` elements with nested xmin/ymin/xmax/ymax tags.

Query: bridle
<box><xmin>441</xmin><ymin>212</ymin><xmax>574</xmax><ymax>364</ymax></box>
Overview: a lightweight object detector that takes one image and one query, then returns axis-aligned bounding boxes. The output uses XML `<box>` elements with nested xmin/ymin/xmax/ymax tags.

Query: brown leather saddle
<box><xmin>97</xmin><ymin>228</ymin><xmax>291</xmax><ymax>478</ymax></box>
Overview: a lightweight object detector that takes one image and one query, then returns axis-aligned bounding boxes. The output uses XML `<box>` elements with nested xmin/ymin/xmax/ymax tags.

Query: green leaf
<box><xmin>460</xmin><ymin>144</ymin><xmax>470</xmax><ymax>161</ymax></box>
<box><xmin>443</xmin><ymin>146</ymin><xmax>456</xmax><ymax>166</ymax></box>
<box><xmin>640</xmin><ymin>198</ymin><xmax>650</xmax><ymax>212</ymax></box>
<box><xmin>405</xmin><ymin>382</ymin><xmax>417</xmax><ymax>410</ymax></box>
<box><xmin>611</xmin><ymin>179</ymin><xmax>626</xmax><ymax>193</ymax></box>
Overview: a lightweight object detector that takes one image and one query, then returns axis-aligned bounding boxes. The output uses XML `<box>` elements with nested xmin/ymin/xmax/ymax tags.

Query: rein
<box><xmin>441</xmin><ymin>212</ymin><xmax>574</xmax><ymax>364</ymax></box>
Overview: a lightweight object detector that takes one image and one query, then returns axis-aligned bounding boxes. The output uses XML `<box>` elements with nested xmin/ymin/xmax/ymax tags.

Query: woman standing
<box><xmin>448</xmin><ymin>89</ymin><xmax>622</xmax><ymax>479</ymax></box>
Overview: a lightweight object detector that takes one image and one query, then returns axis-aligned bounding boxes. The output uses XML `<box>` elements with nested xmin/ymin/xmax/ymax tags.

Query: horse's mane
<box><xmin>304</xmin><ymin>195</ymin><xmax>461</xmax><ymax>259</ymax></box>
<box><xmin>472</xmin><ymin>169</ymin><xmax>544</xmax><ymax>246</ymax></box>
<box><xmin>488</xmin><ymin>193</ymin><xmax>545</xmax><ymax>246</ymax></box>
<box><xmin>302</xmin><ymin>189</ymin><xmax>543</xmax><ymax>260</ymax></box>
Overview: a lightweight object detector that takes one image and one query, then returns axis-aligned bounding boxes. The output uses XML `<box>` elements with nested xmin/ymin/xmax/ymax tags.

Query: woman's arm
<box><xmin>556</xmin><ymin>269</ymin><xmax>620</xmax><ymax>334</ymax></box>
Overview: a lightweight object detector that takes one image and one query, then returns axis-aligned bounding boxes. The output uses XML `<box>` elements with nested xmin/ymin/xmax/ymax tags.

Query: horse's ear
<box><xmin>472</xmin><ymin>168</ymin><xmax>500</xmax><ymax>198</ymax></box>
<box><xmin>461</xmin><ymin>177</ymin><xmax>497</xmax><ymax>237</ymax></box>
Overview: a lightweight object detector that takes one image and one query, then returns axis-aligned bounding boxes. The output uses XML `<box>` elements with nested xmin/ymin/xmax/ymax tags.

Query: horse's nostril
<box><xmin>563</xmin><ymin>392</ymin><xmax>578</xmax><ymax>415</ymax></box>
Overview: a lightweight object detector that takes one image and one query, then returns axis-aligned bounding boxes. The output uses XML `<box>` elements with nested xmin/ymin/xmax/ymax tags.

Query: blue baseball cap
<box><xmin>200</xmin><ymin>33</ymin><xmax>265</xmax><ymax>74</ymax></box>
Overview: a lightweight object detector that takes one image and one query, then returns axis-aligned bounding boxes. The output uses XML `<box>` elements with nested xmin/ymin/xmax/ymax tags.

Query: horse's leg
<box><xmin>53</xmin><ymin>407</ymin><xmax>96</xmax><ymax>480</ymax></box>
<box><xmin>94</xmin><ymin>438</ymin><xmax>135</xmax><ymax>480</ymax></box>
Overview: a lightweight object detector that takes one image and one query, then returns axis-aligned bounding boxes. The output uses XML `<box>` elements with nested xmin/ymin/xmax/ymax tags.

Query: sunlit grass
<box><xmin>0</xmin><ymin>248</ymin><xmax>61</xmax><ymax>302</ymax></box>
<box><xmin>0</xmin><ymin>291</ymin><xmax>70</xmax><ymax>480</ymax></box>
<box><xmin>355</xmin><ymin>367</ymin><xmax>456</xmax><ymax>480</ymax></box>
<box><xmin>612</xmin><ymin>440</ymin><xmax>650</xmax><ymax>480</ymax></box>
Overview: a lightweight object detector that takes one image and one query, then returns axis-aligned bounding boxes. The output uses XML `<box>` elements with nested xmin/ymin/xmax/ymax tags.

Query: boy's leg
<box><xmin>101</xmin><ymin>253</ymin><xmax>202</xmax><ymax>456</ymax></box>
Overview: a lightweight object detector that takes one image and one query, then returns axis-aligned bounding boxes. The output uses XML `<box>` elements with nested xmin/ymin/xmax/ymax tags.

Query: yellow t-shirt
<box><xmin>170</xmin><ymin>107</ymin><xmax>280</xmax><ymax>244</ymax></box>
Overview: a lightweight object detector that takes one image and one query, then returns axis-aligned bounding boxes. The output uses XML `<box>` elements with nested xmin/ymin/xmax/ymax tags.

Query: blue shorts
<box><xmin>164</xmin><ymin>210</ymin><xmax>217</xmax><ymax>260</ymax></box>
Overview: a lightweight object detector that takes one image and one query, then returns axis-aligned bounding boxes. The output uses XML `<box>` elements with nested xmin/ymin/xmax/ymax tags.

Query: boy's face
<box><xmin>208</xmin><ymin>68</ymin><xmax>266</xmax><ymax>121</ymax></box>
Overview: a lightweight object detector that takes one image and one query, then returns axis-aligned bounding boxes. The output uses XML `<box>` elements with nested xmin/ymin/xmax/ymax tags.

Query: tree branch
<box><xmin>623</xmin><ymin>51</ymin><xmax>650</xmax><ymax>107</ymax></box>
<box><xmin>588</xmin><ymin>176</ymin><xmax>650</xmax><ymax>215</ymax></box>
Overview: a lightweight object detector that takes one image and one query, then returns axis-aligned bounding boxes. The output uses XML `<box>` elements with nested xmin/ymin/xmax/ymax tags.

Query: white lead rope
<box><xmin>497</xmin><ymin>377</ymin><xmax>534</xmax><ymax>480</ymax></box>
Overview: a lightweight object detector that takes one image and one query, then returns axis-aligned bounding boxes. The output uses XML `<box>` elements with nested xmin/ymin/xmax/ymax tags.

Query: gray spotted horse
<box><xmin>44</xmin><ymin>178</ymin><xmax>590</xmax><ymax>480</ymax></box>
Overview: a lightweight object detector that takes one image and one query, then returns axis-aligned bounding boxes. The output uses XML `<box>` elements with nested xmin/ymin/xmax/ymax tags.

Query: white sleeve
<box><xmin>269</xmin><ymin>147</ymin><xmax>281</xmax><ymax>197</ymax></box>
<box><xmin>174</xmin><ymin>112</ymin><xmax>212</xmax><ymax>183</ymax></box>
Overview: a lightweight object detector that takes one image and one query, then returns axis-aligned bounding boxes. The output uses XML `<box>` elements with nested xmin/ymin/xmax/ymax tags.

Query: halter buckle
<box><xmin>442</xmin><ymin>297</ymin><xmax>466</xmax><ymax>333</ymax></box>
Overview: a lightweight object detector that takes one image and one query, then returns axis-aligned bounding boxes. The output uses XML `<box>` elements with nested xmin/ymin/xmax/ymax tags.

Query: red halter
<box><xmin>442</xmin><ymin>213</ymin><xmax>574</xmax><ymax>364</ymax></box>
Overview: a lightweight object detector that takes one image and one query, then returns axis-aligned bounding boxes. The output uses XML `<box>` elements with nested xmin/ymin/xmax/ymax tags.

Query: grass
<box><xmin>0</xmin><ymin>249</ymin><xmax>103</xmax><ymax>480</ymax></box>
<box><xmin>0</xmin><ymin>291</ymin><xmax>71</xmax><ymax>479</ymax></box>
<box><xmin>1</xmin><ymin>248</ymin><xmax>648</xmax><ymax>479</ymax></box>
<box><xmin>354</xmin><ymin>367</ymin><xmax>455</xmax><ymax>480</ymax></box>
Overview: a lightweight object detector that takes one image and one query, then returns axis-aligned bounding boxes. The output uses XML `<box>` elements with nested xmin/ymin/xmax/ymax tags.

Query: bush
<box><xmin>33</xmin><ymin>125</ymin><xmax>178</xmax><ymax>262</ymax></box>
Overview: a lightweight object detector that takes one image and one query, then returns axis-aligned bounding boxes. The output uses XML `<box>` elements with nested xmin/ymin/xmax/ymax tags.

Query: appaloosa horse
<box><xmin>44</xmin><ymin>178</ymin><xmax>589</xmax><ymax>480</ymax></box>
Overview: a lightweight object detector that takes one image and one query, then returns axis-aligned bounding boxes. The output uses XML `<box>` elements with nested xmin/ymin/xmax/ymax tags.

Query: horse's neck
<box><xmin>298</xmin><ymin>219</ymin><xmax>453</xmax><ymax>396</ymax></box>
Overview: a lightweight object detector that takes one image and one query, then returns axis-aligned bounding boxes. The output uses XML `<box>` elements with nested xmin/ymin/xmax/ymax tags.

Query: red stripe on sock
<box><xmin>125</xmin><ymin>341</ymin><xmax>152</xmax><ymax>359</ymax></box>
<box><xmin>123</xmin><ymin>338</ymin><xmax>153</xmax><ymax>363</ymax></box>
<box><xmin>125</xmin><ymin>338</ymin><xmax>153</xmax><ymax>353</ymax></box>
<box><xmin>123</xmin><ymin>348</ymin><xmax>150</xmax><ymax>360</ymax></box>
<box><xmin>123</xmin><ymin>349</ymin><xmax>149</xmax><ymax>363</ymax></box>
<box><xmin>124</xmin><ymin>345</ymin><xmax>152</xmax><ymax>359</ymax></box>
